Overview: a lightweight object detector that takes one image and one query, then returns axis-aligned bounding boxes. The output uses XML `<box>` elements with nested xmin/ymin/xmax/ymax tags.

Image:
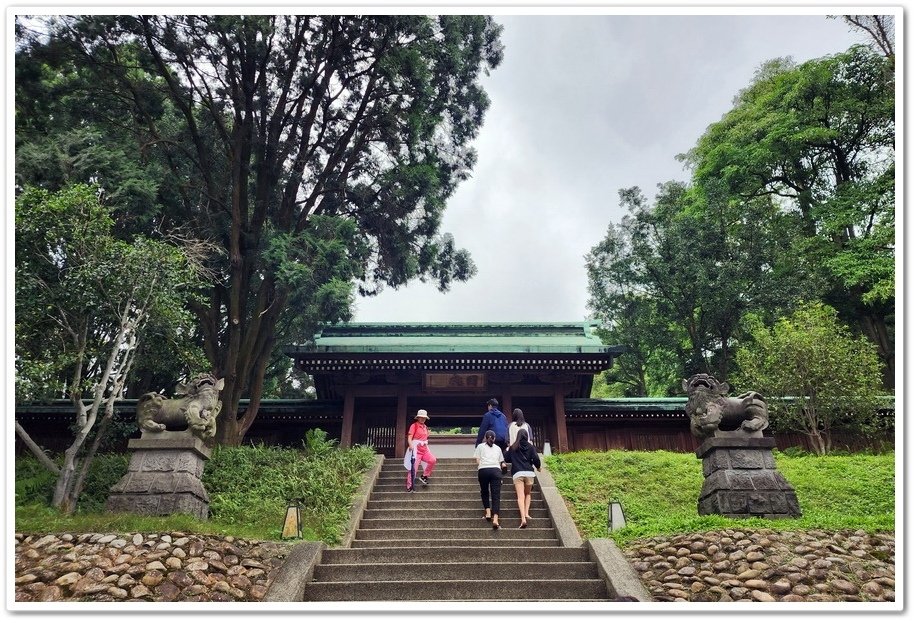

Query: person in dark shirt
<box><xmin>474</xmin><ymin>398</ymin><xmax>509</xmax><ymax>457</ymax></box>
<box><xmin>505</xmin><ymin>429</ymin><xmax>541</xmax><ymax>528</ymax></box>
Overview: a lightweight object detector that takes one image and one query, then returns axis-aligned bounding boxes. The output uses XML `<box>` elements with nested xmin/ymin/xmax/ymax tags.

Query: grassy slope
<box><xmin>544</xmin><ymin>450</ymin><xmax>895</xmax><ymax>545</ymax></box>
<box><xmin>15</xmin><ymin>438</ymin><xmax>376</xmax><ymax>543</ymax></box>
<box><xmin>17</xmin><ymin>447</ymin><xmax>894</xmax><ymax>547</ymax></box>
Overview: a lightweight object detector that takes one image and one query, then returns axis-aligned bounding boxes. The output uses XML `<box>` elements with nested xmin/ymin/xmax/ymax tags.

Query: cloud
<box><xmin>355</xmin><ymin>13</ymin><xmax>862</xmax><ymax>323</ymax></box>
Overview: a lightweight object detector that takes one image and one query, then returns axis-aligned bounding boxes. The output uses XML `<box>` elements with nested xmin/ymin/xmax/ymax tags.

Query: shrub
<box><xmin>15</xmin><ymin>430</ymin><xmax>377</xmax><ymax>543</ymax></box>
<box><xmin>204</xmin><ymin>432</ymin><xmax>375</xmax><ymax>541</ymax></box>
<box><xmin>734</xmin><ymin>302</ymin><xmax>885</xmax><ymax>455</ymax></box>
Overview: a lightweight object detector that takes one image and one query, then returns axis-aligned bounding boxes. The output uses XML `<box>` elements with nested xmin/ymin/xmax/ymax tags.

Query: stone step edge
<box><xmin>349</xmin><ymin>540</ymin><xmax>562</xmax><ymax>548</ymax></box>
<box><xmin>302</xmin><ymin>578</ymin><xmax>610</xmax><ymax>600</ymax></box>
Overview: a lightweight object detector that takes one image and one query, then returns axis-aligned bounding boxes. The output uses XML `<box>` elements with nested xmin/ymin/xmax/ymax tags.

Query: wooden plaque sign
<box><xmin>423</xmin><ymin>372</ymin><xmax>487</xmax><ymax>392</ymax></box>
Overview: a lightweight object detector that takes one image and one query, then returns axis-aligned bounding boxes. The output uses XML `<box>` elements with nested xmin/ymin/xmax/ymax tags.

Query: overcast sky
<box><xmin>352</xmin><ymin>11</ymin><xmax>870</xmax><ymax>324</ymax></box>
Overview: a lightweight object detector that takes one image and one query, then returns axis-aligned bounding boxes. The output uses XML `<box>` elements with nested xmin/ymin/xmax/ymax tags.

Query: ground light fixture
<box><xmin>608</xmin><ymin>500</ymin><xmax>626</xmax><ymax>532</ymax></box>
<box><xmin>282</xmin><ymin>498</ymin><xmax>303</xmax><ymax>539</ymax></box>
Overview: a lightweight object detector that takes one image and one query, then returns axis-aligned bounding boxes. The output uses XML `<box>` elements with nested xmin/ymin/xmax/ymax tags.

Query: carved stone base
<box><xmin>695</xmin><ymin>437</ymin><xmax>801</xmax><ymax>519</ymax></box>
<box><xmin>106</xmin><ymin>432</ymin><xmax>212</xmax><ymax>520</ymax></box>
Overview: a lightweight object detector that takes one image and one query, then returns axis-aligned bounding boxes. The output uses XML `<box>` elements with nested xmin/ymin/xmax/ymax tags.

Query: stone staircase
<box><xmin>302</xmin><ymin>457</ymin><xmax>613</xmax><ymax>601</ymax></box>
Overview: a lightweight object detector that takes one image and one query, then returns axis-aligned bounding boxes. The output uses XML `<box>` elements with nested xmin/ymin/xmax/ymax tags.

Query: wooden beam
<box><xmin>340</xmin><ymin>390</ymin><xmax>355</xmax><ymax>448</ymax></box>
<box><xmin>327</xmin><ymin>383</ymin><xmax>578</xmax><ymax>398</ymax></box>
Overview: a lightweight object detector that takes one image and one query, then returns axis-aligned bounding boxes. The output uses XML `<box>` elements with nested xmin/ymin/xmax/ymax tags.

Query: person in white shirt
<box><xmin>508</xmin><ymin>408</ymin><xmax>533</xmax><ymax>449</ymax></box>
<box><xmin>473</xmin><ymin>430</ymin><xmax>506</xmax><ymax>529</ymax></box>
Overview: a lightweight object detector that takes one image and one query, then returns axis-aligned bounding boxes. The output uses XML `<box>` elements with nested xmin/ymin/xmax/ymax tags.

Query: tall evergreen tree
<box><xmin>686</xmin><ymin>45</ymin><xmax>895</xmax><ymax>387</ymax></box>
<box><xmin>16</xmin><ymin>15</ymin><xmax>504</xmax><ymax>443</ymax></box>
<box><xmin>586</xmin><ymin>182</ymin><xmax>811</xmax><ymax>392</ymax></box>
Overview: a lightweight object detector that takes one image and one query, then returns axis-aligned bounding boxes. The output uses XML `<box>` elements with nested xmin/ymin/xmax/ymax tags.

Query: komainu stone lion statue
<box><xmin>683</xmin><ymin>374</ymin><xmax>768</xmax><ymax>438</ymax></box>
<box><xmin>136</xmin><ymin>373</ymin><xmax>224</xmax><ymax>440</ymax></box>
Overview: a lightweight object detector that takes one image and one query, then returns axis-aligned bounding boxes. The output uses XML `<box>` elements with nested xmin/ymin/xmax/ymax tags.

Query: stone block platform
<box><xmin>106</xmin><ymin>432</ymin><xmax>212</xmax><ymax>520</ymax></box>
<box><xmin>696</xmin><ymin>437</ymin><xmax>801</xmax><ymax>519</ymax></box>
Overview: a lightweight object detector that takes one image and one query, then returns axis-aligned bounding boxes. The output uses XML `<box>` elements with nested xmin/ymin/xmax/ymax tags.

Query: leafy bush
<box><xmin>15</xmin><ymin>457</ymin><xmax>57</xmax><ymax>505</ymax></box>
<box><xmin>203</xmin><ymin>433</ymin><xmax>375</xmax><ymax>542</ymax></box>
<box><xmin>77</xmin><ymin>454</ymin><xmax>130</xmax><ymax>513</ymax></box>
<box><xmin>303</xmin><ymin>427</ymin><xmax>337</xmax><ymax>456</ymax></box>
<box><xmin>15</xmin><ymin>430</ymin><xmax>377</xmax><ymax>543</ymax></box>
<box><xmin>734</xmin><ymin>302</ymin><xmax>885</xmax><ymax>455</ymax></box>
<box><xmin>16</xmin><ymin>453</ymin><xmax>132</xmax><ymax>514</ymax></box>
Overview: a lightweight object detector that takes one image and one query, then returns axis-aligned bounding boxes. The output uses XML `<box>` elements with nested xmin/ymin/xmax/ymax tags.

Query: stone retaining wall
<box><xmin>14</xmin><ymin>528</ymin><xmax>895</xmax><ymax>604</ymax></box>
<box><xmin>623</xmin><ymin>528</ymin><xmax>895</xmax><ymax>602</ymax></box>
<box><xmin>14</xmin><ymin>532</ymin><xmax>293</xmax><ymax>602</ymax></box>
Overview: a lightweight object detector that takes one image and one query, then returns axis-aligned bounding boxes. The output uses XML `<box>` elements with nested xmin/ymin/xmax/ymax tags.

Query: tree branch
<box><xmin>15</xmin><ymin>421</ymin><xmax>61</xmax><ymax>475</ymax></box>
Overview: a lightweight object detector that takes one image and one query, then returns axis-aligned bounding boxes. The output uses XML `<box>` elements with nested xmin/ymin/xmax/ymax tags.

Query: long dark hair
<box><xmin>509</xmin><ymin>410</ymin><xmax>528</xmax><ymax>452</ymax></box>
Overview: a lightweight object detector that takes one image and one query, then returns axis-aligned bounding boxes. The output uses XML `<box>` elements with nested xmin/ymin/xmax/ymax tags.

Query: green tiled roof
<box><xmin>565</xmin><ymin>397</ymin><xmax>687</xmax><ymax>413</ymax></box>
<box><xmin>286</xmin><ymin>322</ymin><xmax>624</xmax><ymax>355</ymax></box>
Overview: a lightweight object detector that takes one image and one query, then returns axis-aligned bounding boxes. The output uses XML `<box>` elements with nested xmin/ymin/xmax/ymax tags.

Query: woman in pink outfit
<box><xmin>406</xmin><ymin>409</ymin><xmax>437</xmax><ymax>489</ymax></box>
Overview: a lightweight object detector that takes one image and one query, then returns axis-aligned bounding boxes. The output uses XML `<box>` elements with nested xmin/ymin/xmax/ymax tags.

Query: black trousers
<box><xmin>478</xmin><ymin>467</ymin><xmax>503</xmax><ymax>515</ymax></box>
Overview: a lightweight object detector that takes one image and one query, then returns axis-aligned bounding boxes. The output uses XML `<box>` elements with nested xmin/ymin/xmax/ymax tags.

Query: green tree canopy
<box><xmin>733</xmin><ymin>302</ymin><xmax>886</xmax><ymax>455</ymax></box>
<box><xmin>16</xmin><ymin>15</ymin><xmax>504</xmax><ymax>444</ymax></box>
<box><xmin>15</xmin><ymin>184</ymin><xmax>214</xmax><ymax>511</ymax></box>
<box><xmin>585</xmin><ymin>181</ymin><xmax>811</xmax><ymax>393</ymax></box>
<box><xmin>686</xmin><ymin>45</ymin><xmax>895</xmax><ymax>386</ymax></box>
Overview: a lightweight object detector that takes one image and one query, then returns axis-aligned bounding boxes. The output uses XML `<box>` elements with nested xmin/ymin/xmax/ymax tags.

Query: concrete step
<box><xmin>358</xmin><ymin>517</ymin><xmax>554</xmax><ymax>529</ymax></box>
<box><xmin>361</xmin><ymin>508</ymin><xmax>549</xmax><ymax>520</ymax></box>
<box><xmin>291</xmin><ymin>456</ymin><xmax>615</xmax><ymax>603</ymax></box>
<box><xmin>312</xmin><ymin>561</ymin><xmax>601</xmax><ymax>582</ymax></box>
<box><xmin>374</xmin><ymin>484</ymin><xmax>540</xmax><ymax>494</ymax></box>
<box><xmin>385</xmin><ymin>458</ymin><xmax>479</xmax><ymax>463</ymax></box>
<box><xmin>322</xmin><ymin>546</ymin><xmax>591</xmax><ymax>564</ymax></box>
<box><xmin>379</xmin><ymin>467</ymin><xmax>520</xmax><ymax>475</ymax></box>
<box><xmin>380</xmin><ymin>472</ymin><xmax>520</xmax><ymax>480</ymax></box>
<box><xmin>303</xmin><ymin>578</ymin><xmax>609</xmax><ymax>601</ymax></box>
<box><xmin>350</xmin><ymin>538</ymin><xmax>562</xmax><ymax>548</ymax></box>
<box><xmin>381</xmin><ymin>461</ymin><xmax>479</xmax><ymax>471</ymax></box>
<box><xmin>377</xmin><ymin>473</ymin><xmax>534</xmax><ymax>483</ymax></box>
<box><xmin>364</xmin><ymin>499</ymin><xmax>547</xmax><ymax>511</ymax></box>
<box><xmin>356</xmin><ymin>527</ymin><xmax>556</xmax><ymax>540</ymax></box>
<box><xmin>381</xmin><ymin>462</ymin><xmax>513</xmax><ymax>471</ymax></box>
<box><xmin>370</xmin><ymin>491</ymin><xmax>544</xmax><ymax>501</ymax></box>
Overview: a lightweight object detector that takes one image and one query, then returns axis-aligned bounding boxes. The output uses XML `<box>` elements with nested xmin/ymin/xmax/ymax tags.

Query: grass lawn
<box><xmin>17</xmin><ymin>442</ymin><xmax>893</xmax><ymax>548</ymax></box>
<box><xmin>544</xmin><ymin>449</ymin><xmax>895</xmax><ymax>545</ymax></box>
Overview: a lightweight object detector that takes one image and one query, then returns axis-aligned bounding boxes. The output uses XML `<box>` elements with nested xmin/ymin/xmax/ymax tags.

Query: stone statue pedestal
<box><xmin>106</xmin><ymin>431</ymin><xmax>212</xmax><ymax>520</ymax></box>
<box><xmin>695</xmin><ymin>436</ymin><xmax>801</xmax><ymax>518</ymax></box>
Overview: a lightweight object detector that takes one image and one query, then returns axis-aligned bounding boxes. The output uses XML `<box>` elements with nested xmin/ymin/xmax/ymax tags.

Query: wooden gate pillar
<box><xmin>340</xmin><ymin>390</ymin><xmax>355</xmax><ymax>448</ymax></box>
<box><xmin>395</xmin><ymin>387</ymin><xmax>408</xmax><ymax>457</ymax></box>
<box><xmin>553</xmin><ymin>388</ymin><xmax>569</xmax><ymax>453</ymax></box>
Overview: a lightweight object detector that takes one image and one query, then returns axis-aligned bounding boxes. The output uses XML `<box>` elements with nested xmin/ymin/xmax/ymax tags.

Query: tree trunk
<box><xmin>637</xmin><ymin>366</ymin><xmax>648</xmax><ymax>397</ymax></box>
<box><xmin>719</xmin><ymin>334</ymin><xmax>730</xmax><ymax>382</ymax></box>
<box><xmin>68</xmin><ymin>409</ymin><xmax>115</xmax><ymax>508</ymax></box>
<box><xmin>215</xmin><ymin>401</ymin><xmax>242</xmax><ymax>446</ymax></box>
<box><xmin>15</xmin><ymin>421</ymin><xmax>61</xmax><ymax>475</ymax></box>
<box><xmin>859</xmin><ymin>312</ymin><xmax>894</xmax><ymax>390</ymax></box>
<box><xmin>52</xmin><ymin>443</ymin><xmax>84</xmax><ymax>513</ymax></box>
<box><xmin>807</xmin><ymin>430</ymin><xmax>827</xmax><ymax>456</ymax></box>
